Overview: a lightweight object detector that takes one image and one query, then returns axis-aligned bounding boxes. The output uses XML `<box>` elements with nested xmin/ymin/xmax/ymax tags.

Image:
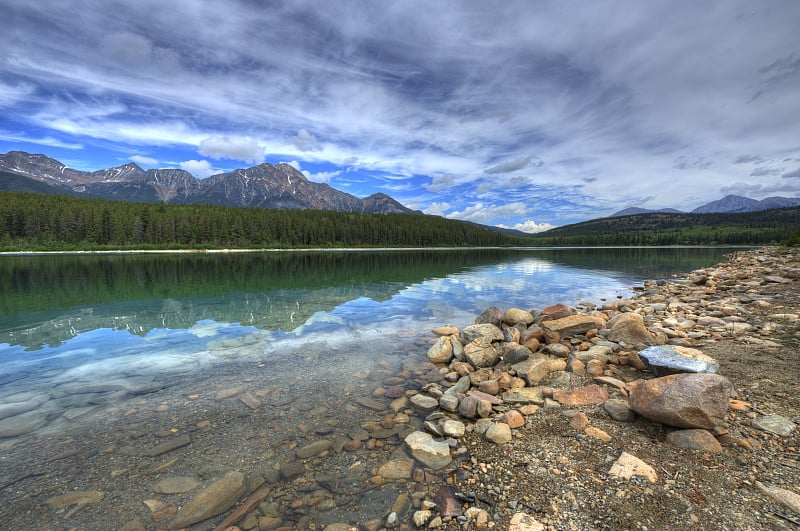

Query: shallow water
<box><xmin>0</xmin><ymin>247</ymin><xmax>739</xmax><ymax>528</ymax></box>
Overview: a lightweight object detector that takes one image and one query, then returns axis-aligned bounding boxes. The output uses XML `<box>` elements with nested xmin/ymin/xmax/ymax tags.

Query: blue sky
<box><xmin>2</xmin><ymin>1</ymin><xmax>799</xmax><ymax>231</ymax></box>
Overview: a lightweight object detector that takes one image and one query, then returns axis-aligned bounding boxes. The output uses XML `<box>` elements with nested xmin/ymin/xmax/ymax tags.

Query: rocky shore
<box><xmin>0</xmin><ymin>247</ymin><xmax>798</xmax><ymax>530</ymax></box>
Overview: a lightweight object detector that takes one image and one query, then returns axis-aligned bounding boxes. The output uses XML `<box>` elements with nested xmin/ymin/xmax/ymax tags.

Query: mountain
<box><xmin>610</xmin><ymin>207</ymin><xmax>684</xmax><ymax>217</ymax></box>
<box><xmin>0</xmin><ymin>151</ymin><xmax>417</xmax><ymax>215</ymax></box>
<box><xmin>611</xmin><ymin>194</ymin><xmax>800</xmax><ymax>217</ymax></box>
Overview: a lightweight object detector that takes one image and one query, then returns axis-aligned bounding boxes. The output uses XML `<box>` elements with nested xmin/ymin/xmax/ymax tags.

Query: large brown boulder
<box><xmin>628</xmin><ymin>373</ymin><xmax>735</xmax><ymax>429</ymax></box>
<box><xmin>607</xmin><ymin>312</ymin><xmax>662</xmax><ymax>346</ymax></box>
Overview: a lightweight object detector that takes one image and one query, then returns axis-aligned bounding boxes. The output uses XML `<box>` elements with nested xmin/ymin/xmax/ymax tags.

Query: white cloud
<box><xmin>179</xmin><ymin>159</ymin><xmax>215</xmax><ymax>178</ymax></box>
<box><xmin>423</xmin><ymin>201</ymin><xmax>451</xmax><ymax>216</ymax></box>
<box><xmin>447</xmin><ymin>202</ymin><xmax>532</xmax><ymax>225</ymax></box>
<box><xmin>0</xmin><ymin>131</ymin><xmax>83</xmax><ymax>149</ymax></box>
<box><xmin>0</xmin><ymin>81</ymin><xmax>34</xmax><ymax>108</ymax></box>
<box><xmin>485</xmin><ymin>156</ymin><xmax>542</xmax><ymax>174</ymax></box>
<box><xmin>199</xmin><ymin>136</ymin><xmax>265</xmax><ymax>164</ymax></box>
<box><xmin>130</xmin><ymin>155</ymin><xmax>158</xmax><ymax>166</ymax></box>
<box><xmin>424</xmin><ymin>175</ymin><xmax>455</xmax><ymax>192</ymax></box>
<box><xmin>498</xmin><ymin>220</ymin><xmax>559</xmax><ymax>234</ymax></box>
<box><xmin>291</xmin><ymin>129</ymin><xmax>322</xmax><ymax>152</ymax></box>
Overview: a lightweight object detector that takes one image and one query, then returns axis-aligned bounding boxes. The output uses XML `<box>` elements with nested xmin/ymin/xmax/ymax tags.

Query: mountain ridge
<box><xmin>0</xmin><ymin>151</ymin><xmax>417</xmax><ymax>215</ymax></box>
<box><xmin>610</xmin><ymin>194</ymin><xmax>800</xmax><ymax>217</ymax></box>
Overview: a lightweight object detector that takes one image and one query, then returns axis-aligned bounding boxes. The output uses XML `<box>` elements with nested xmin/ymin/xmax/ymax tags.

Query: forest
<box><xmin>0</xmin><ymin>191</ymin><xmax>526</xmax><ymax>250</ymax></box>
<box><xmin>1</xmin><ymin>190</ymin><xmax>798</xmax><ymax>251</ymax></box>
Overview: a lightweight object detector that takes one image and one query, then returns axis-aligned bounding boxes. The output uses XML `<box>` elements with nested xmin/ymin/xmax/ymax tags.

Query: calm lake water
<box><xmin>0</xmin><ymin>247</ymin><xmax>736</xmax><ymax>429</ymax></box>
<box><xmin>0</xmin><ymin>247</ymin><xmax>741</xmax><ymax>528</ymax></box>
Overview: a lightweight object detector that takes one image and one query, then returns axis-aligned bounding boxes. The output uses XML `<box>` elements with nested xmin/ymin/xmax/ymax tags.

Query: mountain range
<box><xmin>0</xmin><ymin>151</ymin><xmax>417</xmax><ymax>215</ymax></box>
<box><xmin>611</xmin><ymin>195</ymin><xmax>800</xmax><ymax>217</ymax></box>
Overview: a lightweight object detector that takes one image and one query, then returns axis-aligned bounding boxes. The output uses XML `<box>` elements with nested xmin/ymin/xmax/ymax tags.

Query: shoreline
<box><xmin>0</xmin><ymin>246</ymin><xmax>797</xmax><ymax>530</ymax></box>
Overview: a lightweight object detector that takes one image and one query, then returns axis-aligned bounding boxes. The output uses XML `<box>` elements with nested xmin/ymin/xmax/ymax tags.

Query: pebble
<box><xmin>666</xmin><ymin>429</ymin><xmax>723</xmax><ymax>454</ymax></box>
<box><xmin>169</xmin><ymin>471</ymin><xmax>246</xmax><ymax>529</ymax></box>
<box><xmin>608</xmin><ymin>452</ymin><xmax>658</xmax><ymax>483</ymax></box>
<box><xmin>751</xmin><ymin>414</ymin><xmax>797</xmax><ymax>437</ymax></box>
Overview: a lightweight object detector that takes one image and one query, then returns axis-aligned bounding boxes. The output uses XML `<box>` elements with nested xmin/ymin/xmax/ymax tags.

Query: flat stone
<box><xmin>144</xmin><ymin>435</ymin><xmax>191</xmax><ymax>457</ymax></box>
<box><xmin>296</xmin><ymin>439</ymin><xmax>332</xmax><ymax>459</ymax></box>
<box><xmin>47</xmin><ymin>490</ymin><xmax>104</xmax><ymax>509</ymax></box>
<box><xmin>638</xmin><ymin>345</ymin><xmax>719</xmax><ymax>374</ymax></box>
<box><xmin>552</xmin><ymin>384</ymin><xmax>608</xmax><ymax>406</ymax></box>
<box><xmin>666</xmin><ymin>429</ymin><xmax>723</xmax><ymax>454</ymax></box>
<box><xmin>378</xmin><ymin>459</ymin><xmax>414</xmax><ymax>480</ymax></box>
<box><xmin>509</xmin><ymin>512</ymin><xmax>545</xmax><ymax>531</ymax></box>
<box><xmin>756</xmin><ymin>481</ymin><xmax>800</xmax><ymax>514</ymax></box>
<box><xmin>404</xmin><ymin>431</ymin><xmax>452</xmax><ymax>470</ymax></box>
<box><xmin>434</xmin><ymin>486</ymin><xmax>463</xmax><ymax>517</ymax></box>
<box><xmin>410</xmin><ymin>394</ymin><xmax>439</xmax><ymax>410</ymax></box>
<box><xmin>439</xmin><ymin>394</ymin><xmax>459</xmax><ymax>412</ymax></box>
<box><xmin>541</xmin><ymin>314</ymin><xmax>606</xmax><ymax>336</ymax></box>
<box><xmin>0</xmin><ymin>410</ymin><xmax>49</xmax><ymax>438</ymax></box>
<box><xmin>443</xmin><ymin>419</ymin><xmax>466</xmax><ymax>437</ymax></box>
<box><xmin>0</xmin><ymin>400</ymin><xmax>42</xmax><ymax>421</ymax></box>
<box><xmin>169</xmin><ymin>471</ymin><xmax>246</xmax><ymax>529</ymax></box>
<box><xmin>502</xmin><ymin>387</ymin><xmax>544</xmax><ymax>405</ymax></box>
<box><xmin>153</xmin><ymin>476</ymin><xmax>200</xmax><ymax>494</ymax></box>
<box><xmin>354</xmin><ymin>397</ymin><xmax>386</xmax><ymax>411</ymax></box>
<box><xmin>467</xmin><ymin>389</ymin><xmax>503</xmax><ymax>405</ymax></box>
<box><xmin>607</xmin><ymin>312</ymin><xmax>659</xmax><ymax>346</ymax></box>
<box><xmin>239</xmin><ymin>392</ymin><xmax>261</xmax><ymax>410</ymax></box>
<box><xmin>584</xmin><ymin>426</ymin><xmax>612</xmax><ymax>441</ymax></box>
<box><xmin>432</xmin><ymin>325</ymin><xmax>459</xmax><ymax>336</ymax></box>
<box><xmin>608</xmin><ymin>452</ymin><xmax>658</xmax><ymax>483</ymax></box>
<box><xmin>215</xmin><ymin>387</ymin><xmax>244</xmax><ymax>400</ymax></box>
<box><xmin>603</xmin><ymin>399</ymin><xmax>636</xmax><ymax>422</ymax></box>
<box><xmin>511</xmin><ymin>358</ymin><xmax>552</xmax><ymax>386</ymax></box>
<box><xmin>751</xmin><ymin>414</ymin><xmax>796</xmax><ymax>437</ymax></box>
<box><xmin>461</xmin><ymin>323</ymin><xmax>504</xmax><ymax>343</ymax></box>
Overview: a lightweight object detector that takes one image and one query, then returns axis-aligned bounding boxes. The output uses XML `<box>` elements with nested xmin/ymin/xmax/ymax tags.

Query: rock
<box><xmin>502</xmin><ymin>387</ymin><xmax>545</xmax><ymax>405</ymax></box>
<box><xmin>169</xmin><ymin>471</ymin><xmax>246</xmax><ymax>529</ymax></box>
<box><xmin>464</xmin><ymin>337</ymin><xmax>500</xmax><ymax>368</ymax></box>
<box><xmin>503</xmin><ymin>343</ymin><xmax>532</xmax><ymax>365</ymax></box>
<box><xmin>324</xmin><ymin>525</ymin><xmax>359</xmax><ymax>531</ymax></box>
<box><xmin>153</xmin><ymin>476</ymin><xmax>200</xmax><ymax>494</ymax></box>
<box><xmin>434</xmin><ymin>486</ymin><xmax>463</xmax><ymax>517</ymax></box>
<box><xmin>0</xmin><ymin>400</ymin><xmax>42</xmax><ymax>421</ymax></box>
<box><xmin>458</xmin><ymin>396</ymin><xmax>479</xmax><ymax>419</ymax></box>
<box><xmin>280</xmin><ymin>461</ymin><xmax>306</xmax><ymax>480</ymax></box>
<box><xmin>543</xmin><ymin>343</ymin><xmax>571</xmax><ymax>358</ymax></box>
<box><xmin>474</xmin><ymin>306</ymin><xmax>503</xmax><ymax>327</ymax></box>
<box><xmin>603</xmin><ymin>399</ymin><xmax>636</xmax><ymax>422</ymax></box>
<box><xmin>404</xmin><ymin>431</ymin><xmax>452</xmax><ymax>470</ymax></box>
<box><xmin>541</xmin><ymin>314</ymin><xmax>606</xmax><ymax>336</ymax></box>
<box><xmin>239</xmin><ymin>392</ymin><xmax>262</xmax><ymax>409</ymax></box>
<box><xmin>573</xmin><ymin>345</ymin><xmax>612</xmax><ymax>363</ymax></box>
<box><xmin>608</xmin><ymin>452</ymin><xmax>658</xmax><ymax>483</ymax></box>
<box><xmin>503</xmin><ymin>308</ymin><xmax>534</xmax><ymax>325</ymax></box>
<box><xmin>512</xmin><ymin>358</ymin><xmax>565</xmax><ymax>386</ymax></box>
<box><xmin>485</xmin><ymin>422</ymin><xmax>512</xmax><ymax>444</ymax></box>
<box><xmin>584</xmin><ymin>426</ymin><xmax>612</xmax><ymax>441</ymax></box>
<box><xmin>413</xmin><ymin>510</ymin><xmax>433</xmax><ymax>527</ymax></box>
<box><xmin>541</xmin><ymin>303</ymin><xmax>574</xmax><ymax>320</ymax></box>
<box><xmin>552</xmin><ymin>384</ymin><xmax>609</xmax><ymax>406</ymax></box>
<box><xmin>445</xmin><ymin>375</ymin><xmax>471</xmax><ymax>396</ymax></box>
<box><xmin>637</xmin><ymin>345</ymin><xmax>719</xmax><ymax>374</ymax></box>
<box><xmin>215</xmin><ymin>387</ymin><xmax>244</xmax><ymax>400</ymax></box>
<box><xmin>607</xmin><ymin>312</ymin><xmax>661</xmax><ymax>346</ymax></box>
<box><xmin>439</xmin><ymin>394</ymin><xmax>459</xmax><ymax>412</ymax></box>
<box><xmin>756</xmin><ymin>481</ymin><xmax>800</xmax><ymax>514</ymax></box>
<box><xmin>666</xmin><ymin>429</ymin><xmax>723</xmax><ymax>454</ymax></box>
<box><xmin>296</xmin><ymin>439</ymin><xmax>332</xmax><ymax>459</ymax></box>
<box><xmin>443</xmin><ymin>419</ymin><xmax>466</xmax><ymax>437</ymax></box>
<box><xmin>410</xmin><ymin>394</ymin><xmax>439</xmax><ymax>411</ymax></box>
<box><xmin>503</xmin><ymin>410</ymin><xmax>526</xmax><ymax>429</ymax></box>
<box><xmin>461</xmin><ymin>323</ymin><xmax>504</xmax><ymax>343</ymax></box>
<box><xmin>628</xmin><ymin>373</ymin><xmax>734</xmax><ymax>429</ymax></box>
<box><xmin>751</xmin><ymin>414</ymin><xmax>797</xmax><ymax>437</ymax></box>
<box><xmin>144</xmin><ymin>434</ymin><xmax>191</xmax><ymax>457</ymax></box>
<box><xmin>427</xmin><ymin>336</ymin><xmax>454</xmax><ymax>364</ymax></box>
<box><xmin>378</xmin><ymin>459</ymin><xmax>414</xmax><ymax>480</ymax></box>
<box><xmin>46</xmin><ymin>490</ymin><xmax>104</xmax><ymax>509</ymax></box>
<box><xmin>0</xmin><ymin>410</ymin><xmax>49</xmax><ymax>438</ymax></box>
<box><xmin>508</xmin><ymin>512</ymin><xmax>545</xmax><ymax>531</ymax></box>
<box><xmin>478</xmin><ymin>379</ymin><xmax>500</xmax><ymax>395</ymax></box>
<box><xmin>432</xmin><ymin>325</ymin><xmax>459</xmax><ymax>336</ymax></box>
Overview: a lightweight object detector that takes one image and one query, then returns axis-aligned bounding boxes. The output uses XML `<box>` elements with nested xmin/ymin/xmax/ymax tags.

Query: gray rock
<box><xmin>445</xmin><ymin>375</ymin><xmax>471</xmax><ymax>396</ymax></box>
<box><xmin>461</xmin><ymin>323</ymin><xmax>504</xmax><ymax>343</ymax></box>
<box><xmin>0</xmin><ymin>410</ymin><xmax>49</xmax><ymax>438</ymax></box>
<box><xmin>169</xmin><ymin>471</ymin><xmax>247</xmax><ymax>529</ymax></box>
<box><xmin>638</xmin><ymin>345</ymin><xmax>719</xmax><ymax>374</ymax></box>
<box><xmin>153</xmin><ymin>476</ymin><xmax>200</xmax><ymax>494</ymax></box>
<box><xmin>751</xmin><ymin>414</ymin><xmax>796</xmax><ymax>437</ymax></box>
<box><xmin>439</xmin><ymin>394</ymin><xmax>459</xmax><ymax>412</ymax></box>
<box><xmin>410</xmin><ymin>394</ymin><xmax>440</xmax><ymax>410</ymax></box>
<box><xmin>484</xmin><ymin>423</ymin><xmax>512</xmax><ymax>444</ymax></box>
<box><xmin>0</xmin><ymin>400</ymin><xmax>42</xmax><ymax>421</ymax></box>
<box><xmin>502</xmin><ymin>387</ymin><xmax>545</xmax><ymax>405</ymax></box>
<box><xmin>464</xmin><ymin>337</ymin><xmax>500</xmax><ymax>368</ymax></box>
<box><xmin>603</xmin><ymin>399</ymin><xmax>637</xmax><ymax>422</ymax></box>
<box><xmin>295</xmin><ymin>439</ymin><xmax>332</xmax><ymax>459</ymax></box>
<box><xmin>404</xmin><ymin>431</ymin><xmax>452</xmax><ymax>470</ymax></box>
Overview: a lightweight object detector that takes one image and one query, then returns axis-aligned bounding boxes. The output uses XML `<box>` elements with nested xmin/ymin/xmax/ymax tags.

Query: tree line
<box><xmin>0</xmin><ymin>191</ymin><xmax>527</xmax><ymax>250</ymax></box>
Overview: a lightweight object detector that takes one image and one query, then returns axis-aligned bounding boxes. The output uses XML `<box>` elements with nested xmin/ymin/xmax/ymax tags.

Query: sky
<box><xmin>1</xmin><ymin>1</ymin><xmax>799</xmax><ymax>232</ymax></box>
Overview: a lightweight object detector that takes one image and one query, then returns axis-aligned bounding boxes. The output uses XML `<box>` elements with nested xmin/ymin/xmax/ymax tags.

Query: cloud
<box><xmin>447</xmin><ymin>202</ymin><xmax>531</xmax><ymax>225</ymax></box>
<box><xmin>0</xmin><ymin>81</ymin><xmax>34</xmax><ymax>108</ymax></box>
<box><xmin>423</xmin><ymin>201</ymin><xmax>452</xmax><ymax>216</ymax></box>
<box><xmin>291</xmin><ymin>129</ymin><xmax>322</xmax><ymax>152</ymax></box>
<box><xmin>424</xmin><ymin>175</ymin><xmax>455</xmax><ymax>192</ymax></box>
<box><xmin>0</xmin><ymin>131</ymin><xmax>83</xmax><ymax>149</ymax></box>
<box><xmin>179</xmin><ymin>159</ymin><xmax>215</xmax><ymax>178</ymax></box>
<box><xmin>485</xmin><ymin>156</ymin><xmax>542</xmax><ymax>174</ymax></box>
<box><xmin>498</xmin><ymin>220</ymin><xmax>558</xmax><ymax>234</ymax></box>
<box><xmin>750</xmin><ymin>166</ymin><xmax>781</xmax><ymax>177</ymax></box>
<box><xmin>199</xmin><ymin>136</ymin><xmax>265</xmax><ymax>164</ymax></box>
<box><xmin>673</xmin><ymin>156</ymin><xmax>712</xmax><ymax>171</ymax></box>
<box><xmin>130</xmin><ymin>155</ymin><xmax>158</xmax><ymax>166</ymax></box>
<box><xmin>783</xmin><ymin>167</ymin><xmax>800</xmax><ymax>179</ymax></box>
<box><xmin>720</xmin><ymin>181</ymin><xmax>800</xmax><ymax>197</ymax></box>
<box><xmin>734</xmin><ymin>154</ymin><xmax>762</xmax><ymax>164</ymax></box>
<box><xmin>100</xmin><ymin>32</ymin><xmax>180</xmax><ymax>73</ymax></box>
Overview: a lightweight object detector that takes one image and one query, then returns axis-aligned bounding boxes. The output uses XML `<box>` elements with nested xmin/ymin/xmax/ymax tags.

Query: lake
<box><xmin>0</xmin><ymin>247</ymin><xmax>739</xmax><ymax>528</ymax></box>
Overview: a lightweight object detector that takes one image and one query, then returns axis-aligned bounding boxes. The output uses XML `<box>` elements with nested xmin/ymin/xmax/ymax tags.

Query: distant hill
<box><xmin>533</xmin><ymin>207</ymin><xmax>800</xmax><ymax>246</ymax></box>
<box><xmin>611</xmin><ymin>194</ymin><xmax>800</xmax><ymax>217</ymax></box>
<box><xmin>0</xmin><ymin>151</ymin><xmax>417</xmax><ymax>215</ymax></box>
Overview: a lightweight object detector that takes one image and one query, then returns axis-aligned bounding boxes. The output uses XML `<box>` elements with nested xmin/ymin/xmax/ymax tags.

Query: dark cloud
<box><xmin>485</xmin><ymin>156</ymin><xmax>542</xmax><ymax>174</ymax></box>
<box><xmin>734</xmin><ymin>154</ymin><xmax>762</xmax><ymax>164</ymax></box>
<box><xmin>673</xmin><ymin>157</ymin><xmax>712</xmax><ymax>171</ymax></box>
<box><xmin>750</xmin><ymin>166</ymin><xmax>781</xmax><ymax>177</ymax></box>
<box><xmin>783</xmin><ymin>167</ymin><xmax>800</xmax><ymax>179</ymax></box>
